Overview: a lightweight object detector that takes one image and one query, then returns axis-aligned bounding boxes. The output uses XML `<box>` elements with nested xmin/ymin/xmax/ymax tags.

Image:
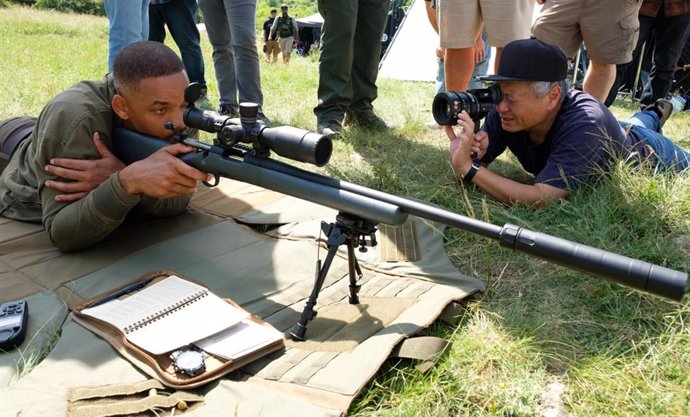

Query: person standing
<box><xmin>149</xmin><ymin>0</ymin><xmax>210</xmax><ymax>107</ymax></box>
<box><xmin>263</xmin><ymin>8</ymin><xmax>280</xmax><ymax>63</ymax></box>
<box><xmin>532</xmin><ymin>0</ymin><xmax>643</xmax><ymax>104</ymax></box>
<box><xmin>104</xmin><ymin>0</ymin><xmax>150</xmax><ymax>72</ymax></box>
<box><xmin>314</xmin><ymin>0</ymin><xmax>389</xmax><ymax>137</ymax></box>
<box><xmin>636</xmin><ymin>0</ymin><xmax>690</xmax><ymax>108</ymax></box>
<box><xmin>197</xmin><ymin>0</ymin><xmax>269</xmax><ymax>124</ymax></box>
<box><xmin>425</xmin><ymin>0</ymin><xmax>491</xmax><ymax>94</ymax></box>
<box><xmin>270</xmin><ymin>4</ymin><xmax>300</xmax><ymax>64</ymax></box>
<box><xmin>437</xmin><ymin>0</ymin><xmax>534</xmax><ymax>93</ymax></box>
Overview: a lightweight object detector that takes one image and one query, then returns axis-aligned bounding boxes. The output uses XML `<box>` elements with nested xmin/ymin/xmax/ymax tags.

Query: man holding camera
<box><xmin>446</xmin><ymin>38</ymin><xmax>689</xmax><ymax>206</ymax></box>
<box><xmin>0</xmin><ymin>41</ymin><xmax>208</xmax><ymax>252</ymax></box>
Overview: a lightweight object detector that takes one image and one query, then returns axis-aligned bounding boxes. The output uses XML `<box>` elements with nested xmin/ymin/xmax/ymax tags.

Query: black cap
<box><xmin>480</xmin><ymin>38</ymin><xmax>568</xmax><ymax>82</ymax></box>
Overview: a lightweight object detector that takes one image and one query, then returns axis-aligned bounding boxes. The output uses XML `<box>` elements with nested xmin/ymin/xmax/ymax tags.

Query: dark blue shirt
<box><xmin>480</xmin><ymin>90</ymin><xmax>649</xmax><ymax>190</ymax></box>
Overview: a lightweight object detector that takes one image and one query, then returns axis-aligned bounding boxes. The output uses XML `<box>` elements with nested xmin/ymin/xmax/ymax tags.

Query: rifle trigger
<box><xmin>202</xmin><ymin>174</ymin><xmax>220</xmax><ymax>188</ymax></box>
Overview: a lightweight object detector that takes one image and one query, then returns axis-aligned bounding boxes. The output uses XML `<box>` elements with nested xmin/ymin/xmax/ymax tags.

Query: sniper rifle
<box><xmin>112</xmin><ymin>96</ymin><xmax>688</xmax><ymax>341</ymax></box>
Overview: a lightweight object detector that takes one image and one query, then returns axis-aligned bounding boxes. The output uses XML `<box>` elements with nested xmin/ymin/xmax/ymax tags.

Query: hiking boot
<box><xmin>218</xmin><ymin>104</ymin><xmax>240</xmax><ymax>118</ymax></box>
<box><xmin>344</xmin><ymin>111</ymin><xmax>389</xmax><ymax>131</ymax></box>
<box><xmin>316</xmin><ymin>120</ymin><xmax>343</xmax><ymax>138</ymax></box>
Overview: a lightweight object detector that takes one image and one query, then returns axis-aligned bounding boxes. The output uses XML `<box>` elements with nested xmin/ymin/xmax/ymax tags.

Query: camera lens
<box><xmin>432</xmin><ymin>92</ymin><xmax>459</xmax><ymax>125</ymax></box>
<box><xmin>431</xmin><ymin>85</ymin><xmax>502</xmax><ymax>125</ymax></box>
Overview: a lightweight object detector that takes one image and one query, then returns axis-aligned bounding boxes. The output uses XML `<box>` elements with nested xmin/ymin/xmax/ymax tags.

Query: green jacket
<box><xmin>0</xmin><ymin>75</ymin><xmax>190</xmax><ymax>252</ymax></box>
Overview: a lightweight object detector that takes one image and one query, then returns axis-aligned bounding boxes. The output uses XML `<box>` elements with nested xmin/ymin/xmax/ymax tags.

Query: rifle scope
<box><xmin>183</xmin><ymin>103</ymin><xmax>332</xmax><ymax>167</ymax></box>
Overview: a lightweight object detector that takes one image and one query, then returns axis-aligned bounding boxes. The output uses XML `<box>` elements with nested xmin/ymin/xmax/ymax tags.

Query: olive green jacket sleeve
<box><xmin>8</xmin><ymin>77</ymin><xmax>189</xmax><ymax>252</ymax></box>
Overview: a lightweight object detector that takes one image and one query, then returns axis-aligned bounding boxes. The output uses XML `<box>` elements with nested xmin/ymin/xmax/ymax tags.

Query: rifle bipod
<box><xmin>289</xmin><ymin>212</ymin><xmax>378</xmax><ymax>341</ymax></box>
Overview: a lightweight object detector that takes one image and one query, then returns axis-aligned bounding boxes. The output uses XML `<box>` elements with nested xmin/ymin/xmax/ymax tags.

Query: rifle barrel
<box><xmin>112</xmin><ymin>128</ymin><xmax>688</xmax><ymax>301</ymax></box>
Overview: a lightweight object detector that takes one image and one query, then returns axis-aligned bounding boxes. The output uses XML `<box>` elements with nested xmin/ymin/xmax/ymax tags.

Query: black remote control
<box><xmin>0</xmin><ymin>299</ymin><xmax>28</xmax><ymax>351</ymax></box>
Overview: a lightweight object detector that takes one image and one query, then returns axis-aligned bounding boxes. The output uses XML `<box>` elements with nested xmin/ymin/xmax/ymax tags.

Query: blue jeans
<box><xmin>198</xmin><ymin>0</ymin><xmax>263</xmax><ymax>110</ymax></box>
<box><xmin>622</xmin><ymin>111</ymin><xmax>690</xmax><ymax>171</ymax></box>
<box><xmin>149</xmin><ymin>0</ymin><xmax>206</xmax><ymax>87</ymax></box>
<box><xmin>104</xmin><ymin>0</ymin><xmax>149</xmax><ymax>72</ymax></box>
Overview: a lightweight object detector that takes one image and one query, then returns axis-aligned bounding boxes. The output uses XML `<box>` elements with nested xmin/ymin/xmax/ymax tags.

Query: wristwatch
<box><xmin>462</xmin><ymin>158</ymin><xmax>481</xmax><ymax>184</ymax></box>
<box><xmin>170</xmin><ymin>347</ymin><xmax>206</xmax><ymax>377</ymax></box>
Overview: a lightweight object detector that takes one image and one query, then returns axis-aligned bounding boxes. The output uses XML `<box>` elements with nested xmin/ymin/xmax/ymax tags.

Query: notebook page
<box><xmin>81</xmin><ymin>276</ymin><xmax>248</xmax><ymax>354</ymax></box>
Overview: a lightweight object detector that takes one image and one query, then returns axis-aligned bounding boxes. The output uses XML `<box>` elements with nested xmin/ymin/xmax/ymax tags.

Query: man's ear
<box><xmin>112</xmin><ymin>94</ymin><xmax>130</xmax><ymax>120</ymax></box>
<box><xmin>546</xmin><ymin>85</ymin><xmax>562</xmax><ymax>109</ymax></box>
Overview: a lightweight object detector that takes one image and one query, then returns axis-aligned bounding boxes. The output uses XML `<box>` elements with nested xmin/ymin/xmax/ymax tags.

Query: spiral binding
<box><xmin>123</xmin><ymin>289</ymin><xmax>208</xmax><ymax>334</ymax></box>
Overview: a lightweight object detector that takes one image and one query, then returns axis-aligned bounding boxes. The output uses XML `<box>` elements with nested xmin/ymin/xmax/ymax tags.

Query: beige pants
<box><xmin>278</xmin><ymin>36</ymin><xmax>294</xmax><ymax>62</ymax></box>
<box><xmin>532</xmin><ymin>0</ymin><xmax>641</xmax><ymax>64</ymax></box>
<box><xmin>438</xmin><ymin>0</ymin><xmax>534</xmax><ymax>48</ymax></box>
<box><xmin>265</xmin><ymin>40</ymin><xmax>280</xmax><ymax>62</ymax></box>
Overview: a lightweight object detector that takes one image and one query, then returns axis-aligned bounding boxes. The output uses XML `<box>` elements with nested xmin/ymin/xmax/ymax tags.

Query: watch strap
<box><xmin>462</xmin><ymin>158</ymin><xmax>481</xmax><ymax>184</ymax></box>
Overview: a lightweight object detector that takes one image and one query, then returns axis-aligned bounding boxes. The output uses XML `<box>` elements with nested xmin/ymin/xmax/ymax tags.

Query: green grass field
<box><xmin>2</xmin><ymin>4</ymin><xmax>689</xmax><ymax>416</ymax></box>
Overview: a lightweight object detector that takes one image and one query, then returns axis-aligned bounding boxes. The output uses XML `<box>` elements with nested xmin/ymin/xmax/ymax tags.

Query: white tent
<box><xmin>379</xmin><ymin>2</ymin><xmax>544</xmax><ymax>82</ymax></box>
<box><xmin>378</xmin><ymin>0</ymin><xmax>437</xmax><ymax>82</ymax></box>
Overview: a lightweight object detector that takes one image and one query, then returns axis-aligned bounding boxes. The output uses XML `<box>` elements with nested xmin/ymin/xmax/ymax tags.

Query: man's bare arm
<box><xmin>445</xmin><ymin>113</ymin><xmax>567</xmax><ymax>206</ymax></box>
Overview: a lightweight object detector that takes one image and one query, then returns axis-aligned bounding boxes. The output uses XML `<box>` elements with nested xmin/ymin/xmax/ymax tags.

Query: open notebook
<box><xmin>80</xmin><ymin>275</ymin><xmax>281</xmax><ymax>356</ymax></box>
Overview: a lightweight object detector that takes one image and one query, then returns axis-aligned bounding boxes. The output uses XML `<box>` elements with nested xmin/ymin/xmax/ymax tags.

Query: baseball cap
<box><xmin>479</xmin><ymin>38</ymin><xmax>568</xmax><ymax>82</ymax></box>
<box><xmin>281</xmin><ymin>3</ymin><xmax>288</xmax><ymax>9</ymax></box>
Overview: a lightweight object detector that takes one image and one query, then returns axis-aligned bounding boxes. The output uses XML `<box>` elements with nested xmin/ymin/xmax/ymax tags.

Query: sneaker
<box><xmin>218</xmin><ymin>104</ymin><xmax>239</xmax><ymax>118</ymax></box>
<box><xmin>344</xmin><ymin>111</ymin><xmax>388</xmax><ymax>131</ymax></box>
<box><xmin>316</xmin><ymin>120</ymin><xmax>343</xmax><ymax>138</ymax></box>
<box><xmin>670</xmin><ymin>94</ymin><xmax>687</xmax><ymax>113</ymax></box>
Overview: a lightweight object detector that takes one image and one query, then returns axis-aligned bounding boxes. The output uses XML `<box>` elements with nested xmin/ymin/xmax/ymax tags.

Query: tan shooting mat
<box><xmin>0</xmin><ymin>179</ymin><xmax>484</xmax><ymax>416</ymax></box>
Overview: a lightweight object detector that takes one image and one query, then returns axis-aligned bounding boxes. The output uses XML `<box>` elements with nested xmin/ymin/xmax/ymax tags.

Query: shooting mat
<box><xmin>0</xmin><ymin>179</ymin><xmax>484</xmax><ymax>416</ymax></box>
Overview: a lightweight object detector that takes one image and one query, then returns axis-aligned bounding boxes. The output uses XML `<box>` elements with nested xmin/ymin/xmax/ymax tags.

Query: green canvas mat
<box><xmin>0</xmin><ymin>179</ymin><xmax>484</xmax><ymax>416</ymax></box>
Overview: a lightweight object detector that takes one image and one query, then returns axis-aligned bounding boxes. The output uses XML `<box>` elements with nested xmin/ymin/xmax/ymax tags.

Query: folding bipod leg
<box><xmin>289</xmin><ymin>213</ymin><xmax>377</xmax><ymax>341</ymax></box>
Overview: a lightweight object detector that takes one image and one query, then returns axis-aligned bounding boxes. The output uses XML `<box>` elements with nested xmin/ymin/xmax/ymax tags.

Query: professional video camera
<box><xmin>432</xmin><ymin>84</ymin><xmax>502</xmax><ymax>126</ymax></box>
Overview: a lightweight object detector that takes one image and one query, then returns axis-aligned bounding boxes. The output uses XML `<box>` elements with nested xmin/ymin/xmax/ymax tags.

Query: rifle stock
<box><xmin>113</xmin><ymin>127</ymin><xmax>688</xmax><ymax>302</ymax></box>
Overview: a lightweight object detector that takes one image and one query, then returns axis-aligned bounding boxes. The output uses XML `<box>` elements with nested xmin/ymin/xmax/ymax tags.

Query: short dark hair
<box><xmin>113</xmin><ymin>41</ymin><xmax>185</xmax><ymax>95</ymax></box>
<box><xmin>270</xmin><ymin>8</ymin><xmax>277</xmax><ymax>12</ymax></box>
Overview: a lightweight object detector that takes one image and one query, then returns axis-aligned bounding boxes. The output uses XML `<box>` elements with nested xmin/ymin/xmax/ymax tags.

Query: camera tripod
<box><xmin>289</xmin><ymin>212</ymin><xmax>378</xmax><ymax>341</ymax></box>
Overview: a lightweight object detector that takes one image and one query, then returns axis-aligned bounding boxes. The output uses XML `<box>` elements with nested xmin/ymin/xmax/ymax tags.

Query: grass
<box><xmin>2</xmin><ymin>4</ymin><xmax>690</xmax><ymax>416</ymax></box>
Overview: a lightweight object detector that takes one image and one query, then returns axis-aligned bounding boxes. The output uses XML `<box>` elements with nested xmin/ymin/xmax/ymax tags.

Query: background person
<box><xmin>532</xmin><ymin>0</ymin><xmax>643</xmax><ymax>104</ymax></box>
<box><xmin>437</xmin><ymin>0</ymin><xmax>534</xmax><ymax>93</ymax></box>
<box><xmin>148</xmin><ymin>0</ymin><xmax>210</xmax><ymax>108</ymax></box>
<box><xmin>197</xmin><ymin>0</ymin><xmax>269</xmax><ymax>124</ymax></box>
<box><xmin>104</xmin><ymin>0</ymin><xmax>150</xmax><ymax>72</ymax></box>
<box><xmin>263</xmin><ymin>8</ymin><xmax>280</xmax><ymax>63</ymax></box>
<box><xmin>270</xmin><ymin>4</ymin><xmax>299</xmax><ymax>64</ymax></box>
<box><xmin>607</xmin><ymin>0</ymin><xmax>690</xmax><ymax>109</ymax></box>
<box><xmin>445</xmin><ymin>39</ymin><xmax>689</xmax><ymax>207</ymax></box>
<box><xmin>314</xmin><ymin>0</ymin><xmax>390</xmax><ymax>137</ymax></box>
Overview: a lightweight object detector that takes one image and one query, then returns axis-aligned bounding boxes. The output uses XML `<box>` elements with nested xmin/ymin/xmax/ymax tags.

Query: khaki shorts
<box><xmin>532</xmin><ymin>0</ymin><xmax>642</xmax><ymax>64</ymax></box>
<box><xmin>438</xmin><ymin>0</ymin><xmax>534</xmax><ymax>49</ymax></box>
